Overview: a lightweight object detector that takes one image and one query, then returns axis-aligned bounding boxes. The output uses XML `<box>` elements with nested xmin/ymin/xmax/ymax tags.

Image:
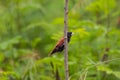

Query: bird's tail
<box><xmin>48</xmin><ymin>51</ymin><xmax>52</xmax><ymax>56</ymax></box>
<box><xmin>48</xmin><ymin>49</ymin><xmax>56</xmax><ymax>56</ymax></box>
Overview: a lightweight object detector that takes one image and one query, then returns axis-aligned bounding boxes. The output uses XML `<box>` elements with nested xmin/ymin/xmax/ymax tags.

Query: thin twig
<box><xmin>64</xmin><ymin>0</ymin><xmax>69</xmax><ymax>80</ymax></box>
<box><xmin>101</xmin><ymin>3</ymin><xmax>111</xmax><ymax>79</ymax></box>
<box><xmin>101</xmin><ymin>1</ymin><xmax>111</xmax><ymax>62</ymax></box>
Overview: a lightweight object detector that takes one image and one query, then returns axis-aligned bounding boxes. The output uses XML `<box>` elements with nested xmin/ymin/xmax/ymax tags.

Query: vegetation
<box><xmin>0</xmin><ymin>0</ymin><xmax>120</xmax><ymax>80</ymax></box>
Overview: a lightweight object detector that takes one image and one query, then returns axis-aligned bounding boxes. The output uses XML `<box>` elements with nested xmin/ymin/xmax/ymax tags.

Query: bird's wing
<box><xmin>48</xmin><ymin>38</ymin><xmax>64</xmax><ymax>56</ymax></box>
<box><xmin>55</xmin><ymin>38</ymin><xmax>64</xmax><ymax>48</ymax></box>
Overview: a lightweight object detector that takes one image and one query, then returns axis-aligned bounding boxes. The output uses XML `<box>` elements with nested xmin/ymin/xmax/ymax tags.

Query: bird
<box><xmin>48</xmin><ymin>32</ymin><xmax>72</xmax><ymax>56</ymax></box>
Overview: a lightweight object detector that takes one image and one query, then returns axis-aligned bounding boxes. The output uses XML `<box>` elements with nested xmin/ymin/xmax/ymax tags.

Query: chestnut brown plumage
<box><xmin>49</xmin><ymin>32</ymin><xmax>72</xmax><ymax>56</ymax></box>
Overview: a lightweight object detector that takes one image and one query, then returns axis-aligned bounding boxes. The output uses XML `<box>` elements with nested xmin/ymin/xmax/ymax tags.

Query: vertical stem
<box><xmin>105</xmin><ymin>13</ymin><xmax>110</xmax><ymax>48</ymax></box>
<box><xmin>64</xmin><ymin>0</ymin><xmax>69</xmax><ymax>80</ymax></box>
<box><xmin>101</xmin><ymin>2</ymin><xmax>111</xmax><ymax>80</ymax></box>
<box><xmin>101</xmin><ymin>1</ymin><xmax>111</xmax><ymax>62</ymax></box>
<box><xmin>15</xmin><ymin>0</ymin><xmax>21</xmax><ymax>33</ymax></box>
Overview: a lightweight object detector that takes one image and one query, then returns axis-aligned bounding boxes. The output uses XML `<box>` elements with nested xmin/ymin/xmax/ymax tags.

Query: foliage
<box><xmin>0</xmin><ymin>0</ymin><xmax>120</xmax><ymax>80</ymax></box>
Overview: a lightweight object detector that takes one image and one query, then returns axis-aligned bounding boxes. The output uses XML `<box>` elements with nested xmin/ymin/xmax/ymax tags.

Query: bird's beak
<box><xmin>72</xmin><ymin>32</ymin><xmax>74</xmax><ymax>35</ymax></box>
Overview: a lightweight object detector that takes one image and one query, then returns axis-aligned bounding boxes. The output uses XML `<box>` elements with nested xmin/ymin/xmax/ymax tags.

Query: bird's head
<box><xmin>67</xmin><ymin>32</ymin><xmax>72</xmax><ymax>38</ymax></box>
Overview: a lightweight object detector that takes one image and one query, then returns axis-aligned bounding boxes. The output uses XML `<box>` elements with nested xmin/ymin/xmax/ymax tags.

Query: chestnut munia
<box><xmin>49</xmin><ymin>32</ymin><xmax>72</xmax><ymax>56</ymax></box>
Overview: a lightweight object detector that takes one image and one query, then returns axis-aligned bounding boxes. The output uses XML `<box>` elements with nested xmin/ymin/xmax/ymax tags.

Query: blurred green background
<box><xmin>0</xmin><ymin>0</ymin><xmax>120</xmax><ymax>80</ymax></box>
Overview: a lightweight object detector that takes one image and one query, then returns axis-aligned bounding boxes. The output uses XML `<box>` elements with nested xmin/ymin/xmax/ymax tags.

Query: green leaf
<box><xmin>97</xmin><ymin>65</ymin><xmax>113</xmax><ymax>74</ymax></box>
<box><xmin>113</xmin><ymin>71</ymin><xmax>120</xmax><ymax>79</ymax></box>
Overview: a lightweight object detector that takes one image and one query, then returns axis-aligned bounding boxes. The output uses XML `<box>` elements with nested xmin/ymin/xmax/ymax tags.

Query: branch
<box><xmin>64</xmin><ymin>0</ymin><xmax>69</xmax><ymax>80</ymax></box>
